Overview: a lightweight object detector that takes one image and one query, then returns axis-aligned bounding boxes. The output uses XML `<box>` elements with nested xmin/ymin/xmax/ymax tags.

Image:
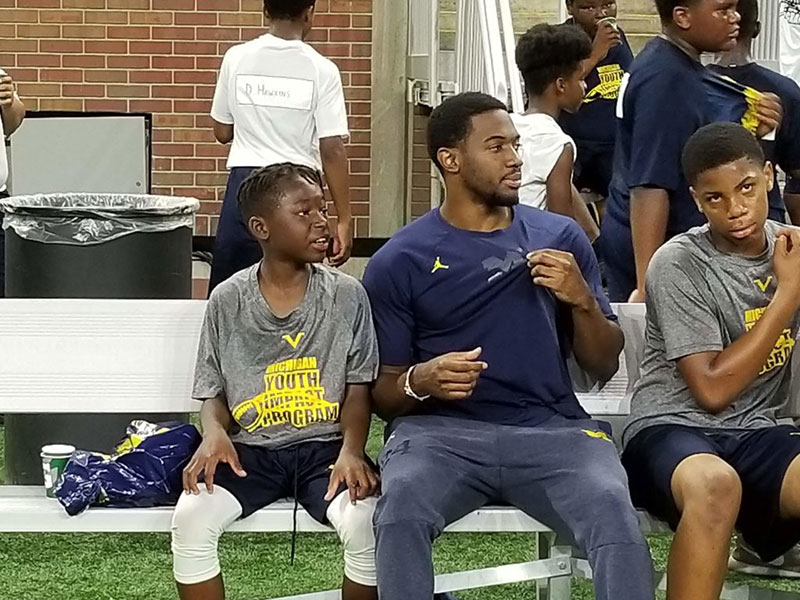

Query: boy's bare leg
<box><xmin>177</xmin><ymin>576</ymin><xmax>225</xmax><ymax>600</ymax></box>
<box><xmin>342</xmin><ymin>577</ymin><xmax>378</xmax><ymax>600</ymax></box>
<box><xmin>780</xmin><ymin>455</ymin><xmax>800</xmax><ymax>519</ymax></box>
<box><xmin>667</xmin><ymin>454</ymin><xmax>742</xmax><ymax>600</ymax></box>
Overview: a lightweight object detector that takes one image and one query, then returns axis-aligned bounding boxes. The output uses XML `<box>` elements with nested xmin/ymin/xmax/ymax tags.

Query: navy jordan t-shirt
<box><xmin>362</xmin><ymin>205</ymin><xmax>616</xmax><ymax>427</ymax></box>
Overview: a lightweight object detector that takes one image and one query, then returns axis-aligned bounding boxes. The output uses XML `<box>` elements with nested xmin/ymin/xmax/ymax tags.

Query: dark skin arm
<box><xmin>319</xmin><ymin>135</ymin><xmax>353</xmax><ymax>267</ymax></box>
<box><xmin>545</xmin><ymin>145</ymin><xmax>600</xmax><ymax>241</ymax></box>
<box><xmin>786</xmin><ymin>192</ymin><xmax>800</xmax><ymax>226</ymax></box>
<box><xmin>182</xmin><ymin>395</ymin><xmax>247</xmax><ymax>494</ymax></box>
<box><xmin>212</xmin><ymin>120</ymin><xmax>233</xmax><ymax>145</ymax></box>
<box><xmin>325</xmin><ymin>383</ymin><xmax>379</xmax><ymax>503</ymax></box>
<box><xmin>528</xmin><ymin>249</ymin><xmax>623</xmax><ymax>382</ymax></box>
<box><xmin>629</xmin><ymin>187</ymin><xmax>670</xmax><ymax>302</ymax></box>
<box><xmin>0</xmin><ymin>75</ymin><xmax>25</xmax><ymax>136</ymax></box>
<box><xmin>677</xmin><ymin>229</ymin><xmax>800</xmax><ymax>414</ymax></box>
<box><xmin>372</xmin><ymin>348</ymin><xmax>488</xmax><ymax>421</ymax></box>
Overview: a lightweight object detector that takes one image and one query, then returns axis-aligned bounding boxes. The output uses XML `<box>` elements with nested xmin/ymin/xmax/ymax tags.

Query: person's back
<box><xmin>212</xmin><ymin>35</ymin><xmax>344</xmax><ymax>172</ymax></box>
<box><xmin>622</xmin><ymin>123</ymin><xmax>800</xmax><ymax>599</ymax></box>
<box><xmin>208</xmin><ymin>0</ymin><xmax>354</xmax><ymax>294</ymax></box>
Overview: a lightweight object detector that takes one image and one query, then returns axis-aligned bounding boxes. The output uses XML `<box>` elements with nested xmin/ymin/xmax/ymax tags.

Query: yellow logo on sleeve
<box><xmin>231</xmin><ymin>356</ymin><xmax>339</xmax><ymax>433</ymax></box>
<box><xmin>431</xmin><ymin>256</ymin><xmax>450</xmax><ymax>274</ymax></box>
<box><xmin>282</xmin><ymin>332</ymin><xmax>305</xmax><ymax>349</ymax></box>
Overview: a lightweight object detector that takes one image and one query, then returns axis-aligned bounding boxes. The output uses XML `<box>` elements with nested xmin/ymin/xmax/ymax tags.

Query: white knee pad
<box><xmin>326</xmin><ymin>492</ymin><xmax>378</xmax><ymax>587</ymax></box>
<box><xmin>171</xmin><ymin>486</ymin><xmax>243</xmax><ymax>585</ymax></box>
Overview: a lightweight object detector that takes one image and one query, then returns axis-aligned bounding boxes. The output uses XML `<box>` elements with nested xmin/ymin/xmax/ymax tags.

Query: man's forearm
<box><xmin>373</xmin><ymin>369</ymin><xmax>418</xmax><ymax>421</ymax></box>
<box><xmin>571</xmin><ymin>299</ymin><xmax>624</xmax><ymax>382</ymax></box>
<box><xmin>319</xmin><ymin>137</ymin><xmax>352</xmax><ymax>222</ymax></box>
<box><xmin>630</xmin><ymin>187</ymin><xmax>669</xmax><ymax>293</ymax></box>
<box><xmin>786</xmin><ymin>193</ymin><xmax>800</xmax><ymax>226</ymax></box>
<box><xmin>340</xmin><ymin>385</ymin><xmax>372</xmax><ymax>455</ymax></box>
<box><xmin>1</xmin><ymin>95</ymin><xmax>25</xmax><ymax>136</ymax></box>
<box><xmin>200</xmin><ymin>395</ymin><xmax>233</xmax><ymax>435</ymax></box>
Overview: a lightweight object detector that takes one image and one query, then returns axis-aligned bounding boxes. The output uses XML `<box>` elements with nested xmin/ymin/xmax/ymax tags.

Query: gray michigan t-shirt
<box><xmin>193</xmin><ymin>263</ymin><xmax>379</xmax><ymax>449</ymax></box>
<box><xmin>623</xmin><ymin>221</ymin><xmax>799</xmax><ymax>447</ymax></box>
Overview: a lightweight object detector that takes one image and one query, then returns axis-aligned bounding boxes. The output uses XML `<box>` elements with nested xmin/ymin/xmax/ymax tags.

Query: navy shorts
<box><xmin>208</xmin><ymin>166</ymin><xmax>261</xmax><ymax>295</ymax></box>
<box><xmin>211</xmin><ymin>440</ymin><xmax>350</xmax><ymax>522</ymax></box>
<box><xmin>622</xmin><ymin>424</ymin><xmax>800</xmax><ymax>561</ymax></box>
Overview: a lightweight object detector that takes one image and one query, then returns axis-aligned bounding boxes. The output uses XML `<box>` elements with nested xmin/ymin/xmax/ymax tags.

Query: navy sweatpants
<box><xmin>208</xmin><ymin>166</ymin><xmax>261</xmax><ymax>294</ymax></box>
<box><xmin>374</xmin><ymin>415</ymin><xmax>654</xmax><ymax>600</ymax></box>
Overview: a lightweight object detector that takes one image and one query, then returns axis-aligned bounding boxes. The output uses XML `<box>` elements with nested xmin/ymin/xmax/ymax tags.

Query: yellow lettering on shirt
<box><xmin>755</xmin><ymin>276</ymin><xmax>773</xmax><ymax>293</ymax></box>
<box><xmin>745</xmin><ymin>308</ymin><xmax>796</xmax><ymax>375</ymax></box>
<box><xmin>231</xmin><ymin>356</ymin><xmax>338</xmax><ymax>433</ymax></box>
<box><xmin>584</xmin><ymin>64</ymin><xmax>624</xmax><ymax>104</ymax></box>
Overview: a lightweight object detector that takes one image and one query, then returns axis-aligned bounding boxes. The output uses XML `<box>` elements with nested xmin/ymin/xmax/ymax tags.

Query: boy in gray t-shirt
<box><xmin>621</xmin><ymin>123</ymin><xmax>800</xmax><ymax>599</ymax></box>
<box><xmin>171</xmin><ymin>164</ymin><xmax>379</xmax><ymax>600</ymax></box>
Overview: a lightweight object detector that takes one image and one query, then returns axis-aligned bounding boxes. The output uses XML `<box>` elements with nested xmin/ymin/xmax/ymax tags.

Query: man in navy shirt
<box><xmin>712</xmin><ymin>0</ymin><xmax>800</xmax><ymax>225</ymax></box>
<box><xmin>559</xmin><ymin>0</ymin><xmax>634</xmax><ymax>200</ymax></box>
<box><xmin>601</xmin><ymin>0</ymin><xmax>782</xmax><ymax>302</ymax></box>
<box><xmin>362</xmin><ymin>92</ymin><xmax>654</xmax><ymax>600</ymax></box>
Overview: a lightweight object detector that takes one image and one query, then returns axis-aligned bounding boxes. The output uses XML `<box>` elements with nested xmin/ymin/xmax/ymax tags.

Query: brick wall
<box><xmin>0</xmin><ymin>0</ymin><xmax>373</xmax><ymax>238</ymax></box>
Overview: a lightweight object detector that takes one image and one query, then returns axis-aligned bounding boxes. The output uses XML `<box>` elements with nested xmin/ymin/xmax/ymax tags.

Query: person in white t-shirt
<box><xmin>781</xmin><ymin>1</ymin><xmax>800</xmax><ymax>84</ymax></box>
<box><xmin>0</xmin><ymin>68</ymin><xmax>26</xmax><ymax>298</ymax></box>
<box><xmin>511</xmin><ymin>23</ymin><xmax>599</xmax><ymax>241</ymax></box>
<box><xmin>208</xmin><ymin>0</ymin><xmax>352</xmax><ymax>292</ymax></box>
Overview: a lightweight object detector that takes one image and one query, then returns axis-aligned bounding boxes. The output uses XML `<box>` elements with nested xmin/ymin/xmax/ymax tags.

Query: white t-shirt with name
<box><xmin>781</xmin><ymin>2</ymin><xmax>800</xmax><ymax>85</ymax></box>
<box><xmin>211</xmin><ymin>34</ymin><xmax>349</xmax><ymax>170</ymax></box>
<box><xmin>510</xmin><ymin>112</ymin><xmax>576</xmax><ymax>211</ymax></box>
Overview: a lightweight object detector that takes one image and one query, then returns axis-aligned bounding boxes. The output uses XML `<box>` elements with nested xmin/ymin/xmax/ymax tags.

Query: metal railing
<box><xmin>754</xmin><ymin>0</ymin><xmax>781</xmax><ymax>70</ymax></box>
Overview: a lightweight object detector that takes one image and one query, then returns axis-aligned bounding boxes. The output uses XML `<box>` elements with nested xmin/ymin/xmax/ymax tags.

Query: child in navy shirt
<box><xmin>559</xmin><ymin>0</ymin><xmax>633</xmax><ymax>200</ymax></box>
<box><xmin>601</xmin><ymin>0</ymin><xmax>782</xmax><ymax>302</ymax></box>
<box><xmin>712</xmin><ymin>0</ymin><xmax>800</xmax><ymax>225</ymax></box>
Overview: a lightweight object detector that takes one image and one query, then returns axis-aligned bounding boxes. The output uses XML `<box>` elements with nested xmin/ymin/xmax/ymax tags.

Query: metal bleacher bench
<box><xmin>1</xmin><ymin>300</ymin><xmax>798</xmax><ymax>600</ymax></box>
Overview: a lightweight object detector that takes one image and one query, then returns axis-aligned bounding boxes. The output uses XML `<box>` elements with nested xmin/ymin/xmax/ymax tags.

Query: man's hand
<box><xmin>325</xmin><ymin>450</ymin><xmax>379</xmax><ymax>504</ymax></box>
<box><xmin>773</xmin><ymin>228</ymin><xmax>800</xmax><ymax>310</ymax></box>
<box><xmin>411</xmin><ymin>348</ymin><xmax>488</xmax><ymax>400</ymax></box>
<box><xmin>528</xmin><ymin>249</ymin><xmax>594</xmax><ymax>310</ymax></box>
<box><xmin>329</xmin><ymin>217</ymin><xmax>353</xmax><ymax>267</ymax></box>
<box><xmin>0</xmin><ymin>75</ymin><xmax>16</xmax><ymax>108</ymax></box>
<box><xmin>755</xmin><ymin>92</ymin><xmax>783</xmax><ymax>140</ymax></box>
<box><xmin>182</xmin><ymin>428</ymin><xmax>246</xmax><ymax>495</ymax></box>
<box><xmin>591</xmin><ymin>20</ymin><xmax>621</xmax><ymax>64</ymax></box>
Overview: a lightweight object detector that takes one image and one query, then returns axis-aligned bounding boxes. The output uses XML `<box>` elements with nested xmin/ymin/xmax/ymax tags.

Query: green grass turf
<box><xmin>1</xmin><ymin>421</ymin><xmax>799</xmax><ymax>599</ymax></box>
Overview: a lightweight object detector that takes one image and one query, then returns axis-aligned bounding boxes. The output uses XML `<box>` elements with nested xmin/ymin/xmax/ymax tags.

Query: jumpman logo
<box><xmin>431</xmin><ymin>256</ymin><xmax>450</xmax><ymax>274</ymax></box>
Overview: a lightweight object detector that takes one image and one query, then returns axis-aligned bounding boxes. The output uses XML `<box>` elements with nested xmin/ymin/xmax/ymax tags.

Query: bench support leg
<box><xmin>535</xmin><ymin>532</ymin><xmax>573</xmax><ymax>600</ymax></box>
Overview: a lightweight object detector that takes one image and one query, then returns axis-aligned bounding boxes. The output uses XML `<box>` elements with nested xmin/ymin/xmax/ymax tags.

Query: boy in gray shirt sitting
<box><xmin>622</xmin><ymin>122</ymin><xmax>800</xmax><ymax>600</ymax></box>
<box><xmin>170</xmin><ymin>164</ymin><xmax>379</xmax><ymax>600</ymax></box>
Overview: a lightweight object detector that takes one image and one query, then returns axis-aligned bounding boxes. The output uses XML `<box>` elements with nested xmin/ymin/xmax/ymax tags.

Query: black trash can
<box><xmin>1</xmin><ymin>193</ymin><xmax>199</xmax><ymax>485</ymax></box>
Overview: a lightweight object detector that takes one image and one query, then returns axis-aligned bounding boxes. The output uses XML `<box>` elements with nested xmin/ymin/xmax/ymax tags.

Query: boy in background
<box><xmin>512</xmin><ymin>23</ymin><xmax>599</xmax><ymax>241</ymax></box>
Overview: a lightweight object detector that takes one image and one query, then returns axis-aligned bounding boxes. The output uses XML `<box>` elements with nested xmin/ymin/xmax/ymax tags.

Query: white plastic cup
<box><xmin>40</xmin><ymin>444</ymin><xmax>76</xmax><ymax>498</ymax></box>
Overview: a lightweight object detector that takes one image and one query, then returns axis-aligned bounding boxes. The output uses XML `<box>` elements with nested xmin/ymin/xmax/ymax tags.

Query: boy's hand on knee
<box><xmin>325</xmin><ymin>450</ymin><xmax>380</xmax><ymax>504</ymax></box>
<box><xmin>182</xmin><ymin>430</ymin><xmax>246</xmax><ymax>495</ymax></box>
